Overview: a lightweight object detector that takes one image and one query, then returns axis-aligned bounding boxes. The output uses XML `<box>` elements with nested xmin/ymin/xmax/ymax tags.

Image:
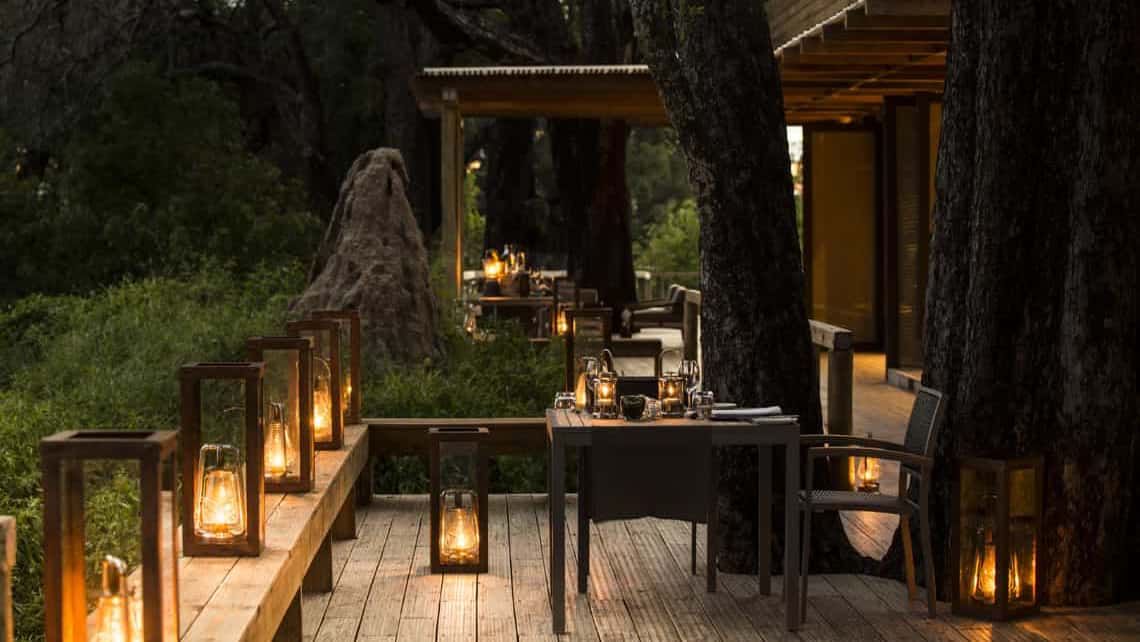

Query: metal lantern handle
<box><xmin>657</xmin><ymin>347</ymin><xmax>683</xmax><ymax>375</ymax></box>
<box><xmin>599</xmin><ymin>348</ymin><xmax>616</xmax><ymax>374</ymax></box>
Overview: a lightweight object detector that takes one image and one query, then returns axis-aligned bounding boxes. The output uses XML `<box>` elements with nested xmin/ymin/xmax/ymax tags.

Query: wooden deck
<box><xmin>303</xmin><ymin>494</ymin><xmax>1140</xmax><ymax>641</ymax></box>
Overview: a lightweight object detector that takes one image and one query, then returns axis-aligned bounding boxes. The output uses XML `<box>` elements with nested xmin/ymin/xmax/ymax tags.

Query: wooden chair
<box><xmin>798</xmin><ymin>386</ymin><xmax>946</xmax><ymax>622</ymax></box>
<box><xmin>624</xmin><ymin>284</ymin><xmax>686</xmax><ymax>334</ymax></box>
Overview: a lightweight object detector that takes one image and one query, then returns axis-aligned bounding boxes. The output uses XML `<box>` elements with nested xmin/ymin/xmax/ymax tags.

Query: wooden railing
<box><xmin>0</xmin><ymin>516</ymin><xmax>13</xmax><ymax>642</ymax></box>
<box><xmin>809</xmin><ymin>319</ymin><xmax>854</xmax><ymax>439</ymax></box>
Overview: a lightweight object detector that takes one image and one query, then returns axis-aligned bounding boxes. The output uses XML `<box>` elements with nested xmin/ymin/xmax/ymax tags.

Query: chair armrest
<box><xmin>806</xmin><ymin>445</ymin><xmax>932</xmax><ymax>470</ymax></box>
<box><xmin>801</xmin><ymin>434</ymin><xmax>911</xmax><ymax>452</ymax></box>
<box><xmin>626</xmin><ymin>299</ymin><xmax>673</xmax><ymax>311</ymax></box>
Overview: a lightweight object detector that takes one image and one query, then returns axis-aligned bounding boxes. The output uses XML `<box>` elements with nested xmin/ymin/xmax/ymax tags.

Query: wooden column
<box><xmin>682</xmin><ymin>289</ymin><xmax>701</xmax><ymax>363</ymax></box>
<box><xmin>440</xmin><ymin>89</ymin><xmax>464</xmax><ymax>299</ymax></box>
<box><xmin>0</xmin><ymin>516</ymin><xmax>14</xmax><ymax>642</ymax></box>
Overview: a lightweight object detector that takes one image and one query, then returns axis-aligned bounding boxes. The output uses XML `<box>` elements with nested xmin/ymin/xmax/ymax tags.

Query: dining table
<box><xmin>545</xmin><ymin>408</ymin><xmax>802</xmax><ymax>634</ymax></box>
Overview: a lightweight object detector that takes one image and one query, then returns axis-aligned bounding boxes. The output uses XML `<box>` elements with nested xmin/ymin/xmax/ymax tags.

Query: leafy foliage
<box><xmin>0</xmin><ymin>263</ymin><xmax>304</xmax><ymax>640</ymax></box>
<box><xmin>0</xmin><ymin>65</ymin><xmax>321</xmax><ymax>301</ymax></box>
<box><xmin>363</xmin><ymin>311</ymin><xmax>564</xmax><ymax>495</ymax></box>
<box><xmin>633</xmin><ymin>197</ymin><xmax>700</xmax><ymax>281</ymax></box>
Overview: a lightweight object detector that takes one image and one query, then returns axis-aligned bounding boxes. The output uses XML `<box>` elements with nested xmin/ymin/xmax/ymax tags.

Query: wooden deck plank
<box><xmin>357</xmin><ymin>497</ymin><xmax>426</xmax><ymax>641</ymax></box>
<box><xmin>304</xmin><ymin>495</ymin><xmax>1140</xmax><ymax>642</ymax></box>
<box><xmin>532</xmin><ymin>494</ymin><xmax>603</xmax><ymax>642</ymax></box>
<box><xmin>302</xmin><ymin>508</ymin><xmax>365</xmax><ymax>641</ymax></box>
<box><xmin>624</xmin><ymin>518</ymin><xmax>720</xmax><ymax>640</ymax></box>
<box><xmin>507</xmin><ymin>495</ymin><xmax>558</xmax><ymax>640</ymax></box>
<box><xmin>395</xmin><ymin>499</ymin><xmax>442</xmax><ymax>639</ymax></box>
<box><xmin>653</xmin><ymin>518</ymin><xmax>764</xmax><ymax>642</ymax></box>
<box><xmin>478</xmin><ymin>495</ymin><xmax>517</xmax><ymax>642</ymax></box>
<box><xmin>593</xmin><ymin>519</ymin><xmax>681</xmax><ymax>641</ymax></box>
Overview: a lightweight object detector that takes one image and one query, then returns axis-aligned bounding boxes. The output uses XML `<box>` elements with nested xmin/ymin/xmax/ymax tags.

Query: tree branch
<box><xmin>404</xmin><ymin>0</ymin><xmax>550</xmax><ymax>64</ymax></box>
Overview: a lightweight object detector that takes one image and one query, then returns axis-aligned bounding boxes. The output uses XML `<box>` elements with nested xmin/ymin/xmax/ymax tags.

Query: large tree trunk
<box><xmin>482</xmin><ymin>118</ymin><xmax>539</xmax><ymax>251</ymax></box>
<box><xmin>630</xmin><ymin>0</ymin><xmax>864</xmax><ymax>574</ymax></box>
<box><xmin>879</xmin><ymin>1</ymin><xmax>1140</xmax><ymax>604</ymax></box>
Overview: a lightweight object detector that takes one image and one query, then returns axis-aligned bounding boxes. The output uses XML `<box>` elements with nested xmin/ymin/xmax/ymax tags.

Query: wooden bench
<box><xmin>178</xmin><ymin>423</ymin><xmax>370</xmax><ymax>642</ymax></box>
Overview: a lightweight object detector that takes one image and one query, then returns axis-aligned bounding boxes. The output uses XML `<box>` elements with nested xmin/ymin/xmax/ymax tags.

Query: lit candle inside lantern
<box><xmin>264</xmin><ymin>401</ymin><xmax>293</xmax><ymax>479</ymax></box>
<box><xmin>483</xmin><ymin>251</ymin><xmax>503</xmax><ymax>280</ymax></box>
<box><xmin>557</xmin><ymin>310</ymin><xmax>569</xmax><ymax>335</ymax></box>
<box><xmin>970</xmin><ymin>533</ymin><xmax>1022</xmax><ymax>604</ymax></box>
<box><xmin>196</xmin><ymin>444</ymin><xmax>246</xmax><ymax>539</ymax></box>
<box><xmin>94</xmin><ymin>556</ymin><xmax>138</xmax><ymax>642</ymax></box>
<box><xmin>342</xmin><ymin>373</ymin><xmax>352</xmax><ymax>415</ymax></box>
<box><xmin>658</xmin><ymin>373</ymin><xmax>685</xmax><ymax>416</ymax></box>
<box><xmin>594</xmin><ymin>371</ymin><xmax>618</xmax><ymax>417</ymax></box>
<box><xmin>313</xmin><ymin>356</ymin><xmax>333</xmax><ymax>442</ymax></box>
<box><xmin>441</xmin><ymin>506</ymin><xmax>480</xmax><ymax>564</ymax></box>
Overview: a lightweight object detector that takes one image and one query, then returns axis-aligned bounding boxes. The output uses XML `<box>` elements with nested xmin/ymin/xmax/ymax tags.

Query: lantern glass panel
<box><xmin>195</xmin><ymin>380</ymin><xmax>248</xmax><ymax>540</ymax></box>
<box><xmin>958</xmin><ymin>466</ymin><xmax>999</xmax><ymax>606</ymax></box>
<box><xmin>594</xmin><ymin>372</ymin><xmax>618</xmax><ymax>418</ymax></box>
<box><xmin>1008</xmin><ymin>467</ymin><xmax>1037</xmax><ymax>606</ymax></box>
<box><xmin>438</xmin><ymin>442</ymin><xmax>480</xmax><ymax>567</ymax></box>
<box><xmin>42</xmin><ymin>431</ymin><xmax>180</xmax><ymax>642</ymax></box>
<box><xmin>261</xmin><ymin>348</ymin><xmax>301</xmax><ymax>480</ymax></box>
<box><xmin>658</xmin><ymin>374</ymin><xmax>685</xmax><ymax>416</ymax></box>
<box><xmin>295</xmin><ymin>327</ymin><xmax>336</xmax><ymax>445</ymax></box>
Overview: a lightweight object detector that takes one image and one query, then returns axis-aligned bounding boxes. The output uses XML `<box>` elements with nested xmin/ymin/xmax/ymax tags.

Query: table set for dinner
<box><xmin>545</xmin><ymin>349</ymin><xmax>803</xmax><ymax>633</ymax></box>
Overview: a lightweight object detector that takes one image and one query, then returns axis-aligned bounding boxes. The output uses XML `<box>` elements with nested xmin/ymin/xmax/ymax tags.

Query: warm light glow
<box><xmin>483</xmin><ymin>254</ymin><xmax>504</xmax><ymax>280</ymax></box>
<box><xmin>441</xmin><ymin>506</ymin><xmax>480</xmax><ymax>564</ymax></box>
<box><xmin>970</xmin><ymin>536</ymin><xmax>1023</xmax><ymax>605</ymax></box>
<box><xmin>313</xmin><ymin>356</ymin><xmax>334</xmax><ymax>442</ymax></box>
<box><xmin>342</xmin><ymin>374</ymin><xmax>352</xmax><ymax>415</ymax></box>
<box><xmin>557</xmin><ymin>310</ymin><xmax>569</xmax><ymax>335</ymax></box>
<box><xmin>264</xmin><ymin>402</ymin><xmax>294</xmax><ymax>479</ymax></box>
<box><xmin>94</xmin><ymin>556</ymin><xmax>142</xmax><ymax>642</ymax></box>
<box><xmin>658</xmin><ymin>374</ymin><xmax>685</xmax><ymax>415</ymax></box>
<box><xmin>856</xmin><ymin>455</ymin><xmax>880</xmax><ymax>493</ymax></box>
<box><xmin>196</xmin><ymin>466</ymin><xmax>245</xmax><ymax>539</ymax></box>
<box><xmin>575</xmin><ymin>372</ymin><xmax>589</xmax><ymax>410</ymax></box>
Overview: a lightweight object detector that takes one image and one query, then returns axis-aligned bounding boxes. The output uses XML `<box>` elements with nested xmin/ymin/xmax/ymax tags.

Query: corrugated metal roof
<box><xmin>418</xmin><ymin>65</ymin><xmax>651</xmax><ymax>78</ymax></box>
<box><xmin>774</xmin><ymin>0</ymin><xmax>866</xmax><ymax>55</ymax></box>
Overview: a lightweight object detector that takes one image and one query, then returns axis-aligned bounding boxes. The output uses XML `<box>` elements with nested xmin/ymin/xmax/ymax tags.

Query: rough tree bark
<box><xmin>879</xmin><ymin>1</ymin><xmax>1140</xmax><ymax>604</ymax></box>
<box><xmin>482</xmin><ymin>118</ymin><xmax>540</xmax><ymax>250</ymax></box>
<box><xmin>630</xmin><ymin>0</ymin><xmax>864</xmax><ymax>573</ymax></box>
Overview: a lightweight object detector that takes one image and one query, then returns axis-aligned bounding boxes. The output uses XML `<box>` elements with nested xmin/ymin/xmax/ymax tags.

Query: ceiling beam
<box><xmin>799</xmin><ymin>40</ymin><xmax>947</xmax><ymax>55</ymax></box>
<box><xmin>864</xmin><ymin>0</ymin><xmax>951</xmax><ymax>16</ymax></box>
<box><xmin>820</xmin><ymin>23</ymin><xmax>948</xmax><ymax>43</ymax></box>
<box><xmin>844</xmin><ymin>6</ymin><xmax>949</xmax><ymax>29</ymax></box>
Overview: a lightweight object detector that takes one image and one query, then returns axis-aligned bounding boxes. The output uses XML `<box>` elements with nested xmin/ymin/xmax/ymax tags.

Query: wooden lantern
<box><xmin>429</xmin><ymin>427</ymin><xmax>489</xmax><ymax>574</ymax></box>
<box><xmin>952</xmin><ymin>456</ymin><xmax>1044</xmax><ymax>620</ymax></box>
<box><xmin>246</xmin><ymin>336</ymin><xmax>314</xmax><ymax>493</ymax></box>
<box><xmin>179</xmin><ymin>362</ymin><xmax>265</xmax><ymax>557</ymax></box>
<box><xmin>312</xmin><ymin>309</ymin><xmax>362</xmax><ymax>425</ymax></box>
<box><xmin>286</xmin><ymin>319</ymin><xmax>343</xmax><ymax>450</ymax></box>
<box><xmin>41</xmin><ymin>430</ymin><xmax>180</xmax><ymax>641</ymax></box>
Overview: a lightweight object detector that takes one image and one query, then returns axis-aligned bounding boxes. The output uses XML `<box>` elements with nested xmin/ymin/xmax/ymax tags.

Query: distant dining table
<box><xmin>478</xmin><ymin>295</ymin><xmax>555</xmax><ymax>338</ymax></box>
<box><xmin>545</xmin><ymin>408</ymin><xmax>802</xmax><ymax>633</ymax></box>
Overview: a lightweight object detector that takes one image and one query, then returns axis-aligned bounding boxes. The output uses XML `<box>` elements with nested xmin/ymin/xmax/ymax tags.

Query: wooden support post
<box><xmin>303</xmin><ymin>534</ymin><xmax>334</xmax><ymax>593</ymax></box>
<box><xmin>810</xmin><ymin>319</ymin><xmax>855</xmax><ymax>489</ymax></box>
<box><xmin>0</xmin><ymin>516</ymin><xmax>14</xmax><ymax>642</ymax></box>
<box><xmin>440</xmin><ymin>89</ymin><xmax>464</xmax><ymax>299</ymax></box>
<box><xmin>271</xmin><ymin>590</ymin><xmax>303</xmax><ymax>642</ymax></box>
<box><xmin>332</xmin><ymin>487</ymin><xmax>357</xmax><ymax>540</ymax></box>
<box><xmin>356</xmin><ymin>459</ymin><xmax>372</xmax><ymax>507</ymax></box>
<box><xmin>682</xmin><ymin>289</ymin><xmax>701</xmax><ymax>362</ymax></box>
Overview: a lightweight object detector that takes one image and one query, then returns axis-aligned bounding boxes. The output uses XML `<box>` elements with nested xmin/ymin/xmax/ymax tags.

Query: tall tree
<box><xmin>630</xmin><ymin>0</ymin><xmax>862</xmax><ymax>573</ymax></box>
<box><xmin>881</xmin><ymin>1</ymin><xmax>1140</xmax><ymax>603</ymax></box>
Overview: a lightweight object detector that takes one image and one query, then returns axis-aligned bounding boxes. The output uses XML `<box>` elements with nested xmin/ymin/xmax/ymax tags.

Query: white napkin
<box><xmin>710</xmin><ymin>406</ymin><xmax>783</xmax><ymax>420</ymax></box>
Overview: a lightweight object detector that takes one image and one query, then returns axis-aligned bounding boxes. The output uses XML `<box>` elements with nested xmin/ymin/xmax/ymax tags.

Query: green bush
<box><xmin>0</xmin><ymin>263</ymin><xmax>304</xmax><ymax>640</ymax></box>
<box><xmin>633</xmin><ymin>197</ymin><xmax>700</xmax><ymax>286</ymax></box>
<box><xmin>363</xmin><ymin>313</ymin><xmax>564</xmax><ymax>494</ymax></box>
